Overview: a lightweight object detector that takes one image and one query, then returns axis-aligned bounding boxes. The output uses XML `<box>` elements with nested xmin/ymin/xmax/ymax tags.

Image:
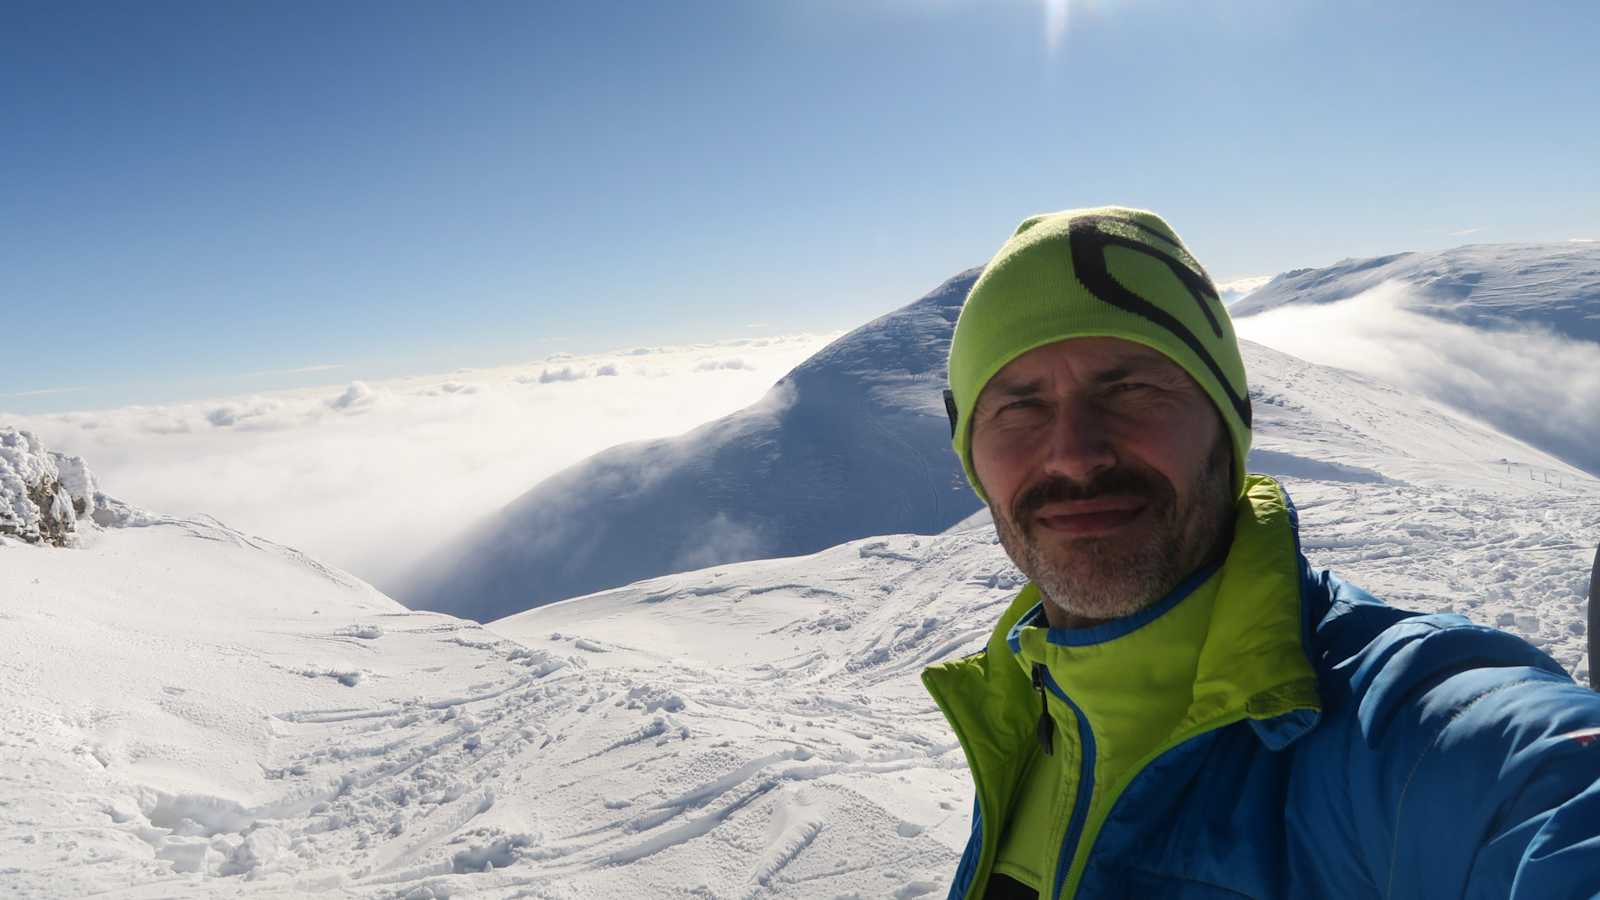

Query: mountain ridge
<box><xmin>401</xmin><ymin>269</ymin><xmax>984</xmax><ymax>622</ymax></box>
<box><xmin>1231</xmin><ymin>241</ymin><xmax>1600</xmax><ymax>343</ymax></box>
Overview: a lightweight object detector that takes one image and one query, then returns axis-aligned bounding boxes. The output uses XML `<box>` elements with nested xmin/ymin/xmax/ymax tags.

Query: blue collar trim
<box><xmin>1005</xmin><ymin>559</ymin><xmax>1223</xmax><ymax>652</ymax></box>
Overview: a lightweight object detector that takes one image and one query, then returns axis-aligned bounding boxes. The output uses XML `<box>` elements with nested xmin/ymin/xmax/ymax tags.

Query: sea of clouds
<box><xmin>1234</xmin><ymin>281</ymin><xmax>1600</xmax><ymax>480</ymax></box>
<box><xmin>8</xmin><ymin>334</ymin><xmax>836</xmax><ymax>594</ymax></box>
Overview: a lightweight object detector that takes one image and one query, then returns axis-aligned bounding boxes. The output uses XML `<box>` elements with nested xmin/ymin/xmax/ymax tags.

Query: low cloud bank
<box><xmin>694</xmin><ymin>357</ymin><xmax>753</xmax><ymax>372</ymax></box>
<box><xmin>329</xmin><ymin>381</ymin><xmax>378</xmax><ymax>410</ymax></box>
<box><xmin>1235</xmin><ymin>281</ymin><xmax>1600</xmax><ymax>477</ymax></box>
<box><xmin>8</xmin><ymin>334</ymin><xmax>835</xmax><ymax>593</ymax></box>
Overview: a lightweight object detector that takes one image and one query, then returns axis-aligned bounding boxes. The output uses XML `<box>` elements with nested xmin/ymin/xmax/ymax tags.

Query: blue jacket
<box><xmin>922</xmin><ymin>475</ymin><xmax>1600</xmax><ymax>899</ymax></box>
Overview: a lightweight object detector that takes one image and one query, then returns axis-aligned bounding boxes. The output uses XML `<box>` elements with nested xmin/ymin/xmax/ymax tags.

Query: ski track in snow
<box><xmin>5</xmin><ymin>478</ymin><xmax>1596</xmax><ymax>899</ymax></box>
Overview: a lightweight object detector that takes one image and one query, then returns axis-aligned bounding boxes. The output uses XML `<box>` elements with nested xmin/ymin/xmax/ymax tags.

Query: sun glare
<box><xmin>1045</xmin><ymin>0</ymin><xmax>1070</xmax><ymax>51</ymax></box>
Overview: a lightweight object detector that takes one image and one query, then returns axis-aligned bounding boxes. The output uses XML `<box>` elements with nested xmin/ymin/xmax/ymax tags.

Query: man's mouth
<box><xmin>1031</xmin><ymin>498</ymin><xmax>1148</xmax><ymax>536</ymax></box>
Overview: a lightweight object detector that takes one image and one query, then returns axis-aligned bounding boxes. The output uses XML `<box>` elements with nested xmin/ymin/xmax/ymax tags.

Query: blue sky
<box><xmin>4</xmin><ymin>0</ymin><xmax>1597</xmax><ymax>414</ymax></box>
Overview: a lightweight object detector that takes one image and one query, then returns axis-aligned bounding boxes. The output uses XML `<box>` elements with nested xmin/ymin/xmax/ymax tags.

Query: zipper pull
<box><xmin>1032</xmin><ymin>662</ymin><xmax>1054</xmax><ymax>755</ymax></box>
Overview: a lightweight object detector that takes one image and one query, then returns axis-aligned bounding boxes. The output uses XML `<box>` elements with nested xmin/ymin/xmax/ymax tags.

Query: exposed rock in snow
<box><xmin>0</xmin><ymin>427</ymin><xmax>103</xmax><ymax>546</ymax></box>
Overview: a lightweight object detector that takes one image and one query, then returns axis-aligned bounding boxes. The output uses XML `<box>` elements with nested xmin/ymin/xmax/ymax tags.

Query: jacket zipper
<box><xmin>1036</xmin><ymin>664</ymin><xmax>1096</xmax><ymax>900</ymax></box>
<box><xmin>1032</xmin><ymin>662</ymin><xmax>1054</xmax><ymax>755</ymax></box>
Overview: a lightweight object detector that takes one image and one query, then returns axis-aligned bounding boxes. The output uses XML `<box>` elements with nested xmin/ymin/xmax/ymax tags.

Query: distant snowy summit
<box><xmin>1231</xmin><ymin>242</ymin><xmax>1600</xmax><ymax>343</ymax></box>
<box><xmin>401</xmin><ymin>270</ymin><xmax>985</xmax><ymax>622</ymax></box>
<box><xmin>0</xmin><ymin>427</ymin><xmax>109</xmax><ymax>546</ymax></box>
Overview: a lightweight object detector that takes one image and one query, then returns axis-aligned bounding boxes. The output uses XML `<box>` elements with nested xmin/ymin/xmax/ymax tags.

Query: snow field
<box><xmin>485</xmin><ymin>467</ymin><xmax>1598</xmax><ymax>895</ymax></box>
<box><xmin>3</xmin><ymin>468</ymin><xmax>1595</xmax><ymax>895</ymax></box>
<box><xmin>0</xmin><ymin>512</ymin><xmax>575</xmax><ymax>897</ymax></box>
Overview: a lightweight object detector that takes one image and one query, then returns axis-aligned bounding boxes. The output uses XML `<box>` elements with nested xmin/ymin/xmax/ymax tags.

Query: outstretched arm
<box><xmin>1298</xmin><ymin>578</ymin><xmax>1600</xmax><ymax>899</ymax></box>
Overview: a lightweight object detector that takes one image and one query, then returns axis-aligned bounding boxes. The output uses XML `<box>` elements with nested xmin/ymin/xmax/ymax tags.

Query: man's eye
<box><xmin>1106</xmin><ymin>382</ymin><xmax>1148</xmax><ymax>395</ymax></box>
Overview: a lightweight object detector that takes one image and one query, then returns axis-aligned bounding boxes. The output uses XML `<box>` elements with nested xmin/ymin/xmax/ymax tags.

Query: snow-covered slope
<box><xmin>403</xmin><ymin>271</ymin><xmax>982</xmax><ymax>623</ymax></box>
<box><xmin>1230</xmin><ymin>242</ymin><xmax>1600</xmax><ymax>342</ymax></box>
<box><xmin>487</xmin><ymin>487</ymin><xmax>1597</xmax><ymax>898</ymax></box>
<box><xmin>473</xmin><ymin>342</ymin><xmax>1600</xmax><ymax>898</ymax></box>
<box><xmin>6</xmin><ymin>329</ymin><xmax>1599</xmax><ymax>898</ymax></box>
<box><xmin>0</xmin><ymin>478</ymin><xmax>580</xmax><ymax>897</ymax></box>
<box><xmin>1240</xmin><ymin>341</ymin><xmax>1589</xmax><ymax>490</ymax></box>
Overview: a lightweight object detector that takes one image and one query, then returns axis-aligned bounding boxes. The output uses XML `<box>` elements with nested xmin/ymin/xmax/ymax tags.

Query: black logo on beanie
<box><xmin>1067</xmin><ymin>215</ymin><xmax>1252</xmax><ymax>429</ymax></box>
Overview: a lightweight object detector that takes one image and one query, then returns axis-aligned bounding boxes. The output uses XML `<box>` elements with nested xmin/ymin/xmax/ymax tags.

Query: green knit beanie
<box><xmin>947</xmin><ymin>206</ymin><xmax>1252</xmax><ymax>502</ymax></box>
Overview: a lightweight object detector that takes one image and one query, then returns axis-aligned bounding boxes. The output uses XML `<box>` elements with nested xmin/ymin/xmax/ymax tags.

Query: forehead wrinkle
<box><xmin>989</xmin><ymin>355</ymin><xmax>1171</xmax><ymax>394</ymax></box>
<box><xmin>1089</xmin><ymin>357</ymin><xmax>1182</xmax><ymax>383</ymax></box>
<box><xmin>994</xmin><ymin>378</ymin><xmax>1045</xmax><ymax>397</ymax></box>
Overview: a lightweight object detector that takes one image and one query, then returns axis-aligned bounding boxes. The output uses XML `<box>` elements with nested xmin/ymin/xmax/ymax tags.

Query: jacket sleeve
<box><xmin>1293</xmin><ymin>573</ymin><xmax>1600</xmax><ymax>899</ymax></box>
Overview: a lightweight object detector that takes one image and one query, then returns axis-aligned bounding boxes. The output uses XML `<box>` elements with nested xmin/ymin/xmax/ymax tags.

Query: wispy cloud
<box><xmin>238</xmin><ymin>363</ymin><xmax>345</xmax><ymax>378</ymax></box>
<box><xmin>9</xmin><ymin>333</ymin><xmax>837</xmax><ymax>593</ymax></box>
<box><xmin>5</xmin><ymin>386</ymin><xmax>86</xmax><ymax>398</ymax></box>
<box><xmin>1448</xmin><ymin>227</ymin><xmax>1484</xmax><ymax>237</ymax></box>
<box><xmin>1571</xmin><ymin>237</ymin><xmax>1597</xmax><ymax>244</ymax></box>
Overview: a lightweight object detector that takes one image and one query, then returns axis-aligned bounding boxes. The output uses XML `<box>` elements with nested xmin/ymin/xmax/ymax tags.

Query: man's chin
<box><xmin>1038</xmin><ymin>580</ymin><xmax>1161</xmax><ymax>627</ymax></box>
<box><xmin>1022</xmin><ymin>543</ymin><xmax>1176</xmax><ymax>623</ymax></box>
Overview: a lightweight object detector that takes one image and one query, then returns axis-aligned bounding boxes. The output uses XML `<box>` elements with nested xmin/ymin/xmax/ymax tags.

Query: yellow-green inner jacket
<box><xmin>921</xmin><ymin>473</ymin><xmax>1600</xmax><ymax>900</ymax></box>
<box><xmin>923</xmin><ymin>475</ymin><xmax>1319</xmax><ymax>898</ymax></box>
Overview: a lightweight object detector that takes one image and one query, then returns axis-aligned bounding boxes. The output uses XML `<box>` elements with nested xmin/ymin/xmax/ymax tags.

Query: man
<box><xmin>922</xmin><ymin>207</ymin><xmax>1600</xmax><ymax>899</ymax></box>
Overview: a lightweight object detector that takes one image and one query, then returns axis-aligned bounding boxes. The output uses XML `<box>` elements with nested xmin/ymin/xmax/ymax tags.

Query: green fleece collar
<box><xmin>921</xmin><ymin>474</ymin><xmax>1323</xmax><ymax>900</ymax></box>
<box><xmin>999</xmin><ymin>473</ymin><xmax>1321</xmax><ymax>749</ymax></box>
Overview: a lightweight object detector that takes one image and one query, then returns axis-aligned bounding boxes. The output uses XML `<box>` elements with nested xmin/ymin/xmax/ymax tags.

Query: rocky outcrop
<box><xmin>0</xmin><ymin>428</ymin><xmax>104</xmax><ymax>546</ymax></box>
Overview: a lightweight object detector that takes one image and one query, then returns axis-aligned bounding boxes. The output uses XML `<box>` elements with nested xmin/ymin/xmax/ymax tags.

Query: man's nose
<box><xmin>1040</xmin><ymin>397</ymin><xmax>1117</xmax><ymax>483</ymax></box>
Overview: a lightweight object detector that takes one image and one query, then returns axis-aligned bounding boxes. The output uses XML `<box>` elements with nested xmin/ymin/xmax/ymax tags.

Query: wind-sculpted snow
<box><xmin>402</xmin><ymin>270</ymin><xmax>984</xmax><ymax>622</ymax></box>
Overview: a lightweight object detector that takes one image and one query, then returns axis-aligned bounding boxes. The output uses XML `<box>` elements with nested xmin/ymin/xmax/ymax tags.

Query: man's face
<box><xmin>970</xmin><ymin>337</ymin><xmax>1235</xmax><ymax>628</ymax></box>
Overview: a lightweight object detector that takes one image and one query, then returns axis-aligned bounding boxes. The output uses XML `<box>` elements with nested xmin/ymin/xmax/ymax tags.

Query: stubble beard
<box><xmin>989</xmin><ymin>436</ymin><xmax>1235</xmax><ymax>627</ymax></box>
